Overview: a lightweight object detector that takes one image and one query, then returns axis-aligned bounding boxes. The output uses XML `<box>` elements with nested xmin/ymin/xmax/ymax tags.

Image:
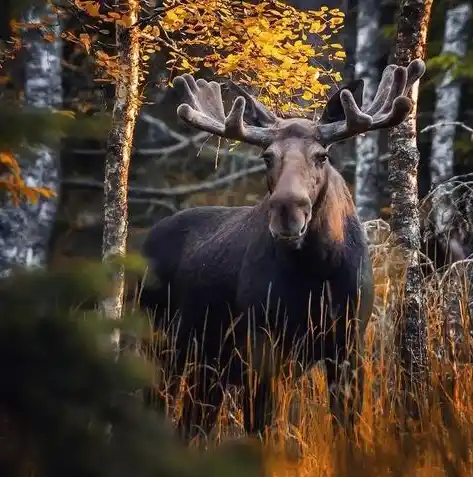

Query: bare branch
<box><xmin>140</xmin><ymin>112</ymin><xmax>211</xmax><ymax>143</ymax></box>
<box><xmin>68</xmin><ymin>142</ymin><xmax>262</xmax><ymax>164</ymax></box>
<box><xmin>69</xmin><ymin>111</ymin><xmax>265</xmax><ymax>163</ymax></box>
<box><xmin>420</xmin><ymin>172</ymin><xmax>473</xmax><ymax>205</ymax></box>
<box><xmin>62</xmin><ymin>164</ymin><xmax>265</xmax><ymax>198</ymax></box>
<box><xmin>129</xmin><ymin>197</ymin><xmax>178</xmax><ymax>213</ymax></box>
<box><xmin>420</xmin><ymin>121</ymin><xmax>473</xmax><ymax>138</ymax></box>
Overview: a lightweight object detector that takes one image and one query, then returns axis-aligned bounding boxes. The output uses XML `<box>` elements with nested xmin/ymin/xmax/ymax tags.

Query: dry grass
<box><xmin>134</xmin><ymin>218</ymin><xmax>473</xmax><ymax>477</ymax></box>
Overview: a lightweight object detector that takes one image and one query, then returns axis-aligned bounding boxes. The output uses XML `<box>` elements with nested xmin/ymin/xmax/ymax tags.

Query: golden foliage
<box><xmin>159</xmin><ymin>0</ymin><xmax>345</xmax><ymax>113</ymax></box>
<box><xmin>1</xmin><ymin>0</ymin><xmax>346</xmax><ymax>201</ymax></box>
<box><xmin>64</xmin><ymin>0</ymin><xmax>346</xmax><ymax>114</ymax></box>
<box><xmin>0</xmin><ymin>151</ymin><xmax>56</xmax><ymax>206</ymax></box>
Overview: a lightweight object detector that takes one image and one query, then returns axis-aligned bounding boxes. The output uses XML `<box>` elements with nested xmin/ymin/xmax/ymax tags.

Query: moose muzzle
<box><xmin>268</xmin><ymin>192</ymin><xmax>312</xmax><ymax>243</ymax></box>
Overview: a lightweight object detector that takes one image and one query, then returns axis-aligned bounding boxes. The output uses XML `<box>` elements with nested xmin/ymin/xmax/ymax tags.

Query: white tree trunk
<box><xmin>0</xmin><ymin>4</ymin><xmax>62</xmax><ymax>277</ymax></box>
<box><xmin>428</xmin><ymin>3</ymin><xmax>472</xmax><ymax>359</ymax></box>
<box><xmin>429</xmin><ymin>3</ymin><xmax>471</xmax><ymax>263</ymax></box>
<box><xmin>100</xmin><ymin>0</ymin><xmax>141</xmax><ymax>352</ymax></box>
<box><xmin>355</xmin><ymin>0</ymin><xmax>381</xmax><ymax>222</ymax></box>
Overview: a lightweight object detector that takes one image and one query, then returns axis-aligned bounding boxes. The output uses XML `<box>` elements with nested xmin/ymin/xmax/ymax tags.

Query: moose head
<box><xmin>173</xmin><ymin>60</ymin><xmax>426</xmax><ymax>245</ymax></box>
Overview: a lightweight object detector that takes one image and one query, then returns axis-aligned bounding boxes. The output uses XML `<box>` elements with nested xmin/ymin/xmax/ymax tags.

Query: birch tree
<box><xmin>100</xmin><ymin>0</ymin><xmax>141</xmax><ymax>342</ymax></box>
<box><xmin>355</xmin><ymin>0</ymin><xmax>381</xmax><ymax>221</ymax></box>
<box><xmin>388</xmin><ymin>0</ymin><xmax>432</xmax><ymax>397</ymax></box>
<box><xmin>429</xmin><ymin>2</ymin><xmax>471</xmax><ymax>263</ymax></box>
<box><xmin>0</xmin><ymin>2</ymin><xmax>62</xmax><ymax>277</ymax></box>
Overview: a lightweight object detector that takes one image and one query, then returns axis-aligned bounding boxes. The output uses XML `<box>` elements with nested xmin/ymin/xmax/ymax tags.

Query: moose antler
<box><xmin>173</xmin><ymin>60</ymin><xmax>425</xmax><ymax>148</ymax></box>
<box><xmin>316</xmin><ymin>59</ymin><xmax>426</xmax><ymax>145</ymax></box>
<box><xmin>172</xmin><ymin>74</ymin><xmax>277</xmax><ymax>147</ymax></box>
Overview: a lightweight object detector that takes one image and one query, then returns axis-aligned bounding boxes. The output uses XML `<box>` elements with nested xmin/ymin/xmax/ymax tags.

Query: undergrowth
<box><xmin>1</xmin><ymin>219</ymin><xmax>472</xmax><ymax>476</ymax></box>
<box><xmin>133</xmin><ymin>218</ymin><xmax>473</xmax><ymax>477</ymax></box>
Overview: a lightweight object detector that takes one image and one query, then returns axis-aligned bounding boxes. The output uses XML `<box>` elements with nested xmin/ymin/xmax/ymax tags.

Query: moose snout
<box><xmin>268</xmin><ymin>193</ymin><xmax>312</xmax><ymax>241</ymax></box>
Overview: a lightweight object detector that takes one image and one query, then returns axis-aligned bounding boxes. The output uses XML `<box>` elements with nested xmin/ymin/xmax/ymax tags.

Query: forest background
<box><xmin>1</xmin><ymin>0</ymin><xmax>473</xmax><ymax>476</ymax></box>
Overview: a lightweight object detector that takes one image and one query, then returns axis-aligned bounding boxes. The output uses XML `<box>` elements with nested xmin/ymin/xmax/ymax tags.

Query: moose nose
<box><xmin>268</xmin><ymin>193</ymin><xmax>312</xmax><ymax>239</ymax></box>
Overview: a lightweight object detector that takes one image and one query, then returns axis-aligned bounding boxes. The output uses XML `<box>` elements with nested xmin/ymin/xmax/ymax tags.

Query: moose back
<box><xmin>139</xmin><ymin>59</ymin><xmax>426</xmax><ymax>441</ymax></box>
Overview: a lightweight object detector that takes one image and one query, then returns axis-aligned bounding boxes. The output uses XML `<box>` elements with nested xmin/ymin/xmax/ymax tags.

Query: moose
<box><xmin>139</xmin><ymin>59</ymin><xmax>426</xmax><ymax>442</ymax></box>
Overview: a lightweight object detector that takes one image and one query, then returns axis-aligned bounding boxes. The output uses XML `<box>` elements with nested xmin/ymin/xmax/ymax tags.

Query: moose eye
<box><xmin>311</xmin><ymin>154</ymin><xmax>328</xmax><ymax>165</ymax></box>
<box><xmin>261</xmin><ymin>152</ymin><xmax>274</xmax><ymax>168</ymax></box>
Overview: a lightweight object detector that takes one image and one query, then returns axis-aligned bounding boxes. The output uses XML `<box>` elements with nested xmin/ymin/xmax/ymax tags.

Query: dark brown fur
<box><xmin>137</xmin><ymin>64</ymin><xmax>427</xmax><ymax>440</ymax></box>
<box><xmin>140</xmin><ymin>165</ymin><xmax>373</xmax><ymax>442</ymax></box>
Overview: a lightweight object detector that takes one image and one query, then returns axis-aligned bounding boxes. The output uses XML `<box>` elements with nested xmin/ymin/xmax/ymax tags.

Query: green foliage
<box><xmin>0</xmin><ymin>261</ymin><xmax>264</xmax><ymax>477</ymax></box>
<box><xmin>426</xmin><ymin>52</ymin><xmax>460</xmax><ymax>71</ymax></box>
<box><xmin>381</xmin><ymin>24</ymin><xmax>396</xmax><ymax>40</ymax></box>
<box><xmin>454</xmin><ymin>136</ymin><xmax>473</xmax><ymax>167</ymax></box>
<box><xmin>424</xmin><ymin>52</ymin><xmax>473</xmax><ymax>82</ymax></box>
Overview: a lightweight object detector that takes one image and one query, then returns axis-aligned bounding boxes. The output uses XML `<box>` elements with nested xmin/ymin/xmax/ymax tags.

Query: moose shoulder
<box><xmin>140</xmin><ymin>59</ymin><xmax>426</xmax><ymax>441</ymax></box>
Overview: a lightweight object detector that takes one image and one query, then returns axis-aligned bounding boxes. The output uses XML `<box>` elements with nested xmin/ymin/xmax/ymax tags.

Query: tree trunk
<box><xmin>100</xmin><ymin>0</ymin><xmax>141</xmax><ymax>347</ymax></box>
<box><xmin>0</xmin><ymin>3</ymin><xmax>62</xmax><ymax>277</ymax></box>
<box><xmin>429</xmin><ymin>2</ymin><xmax>471</xmax><ymax>263</ymax></box>
<box><xmin>354</xmin><ymin>0</ymin><xmax>381</xmax><ymax>221</ymax></box>
<box><xmin>429</xmin><ymin>2</ymin><xmax>472</xmax><ymax>361</ymax></box>
<box><xmin>388</xmin><ymin>0</ymin><xmax>433</xmax><ymax>400</ymax></box>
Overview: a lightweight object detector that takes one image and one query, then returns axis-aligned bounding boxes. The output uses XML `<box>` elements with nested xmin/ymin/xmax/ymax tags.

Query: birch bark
<box><xmin>355</xmin><ymin>0</ymin><xmax>381</xmax><ymax>221</ymax></box>
<box><xmin>429</xmin><ymin>3</ymin><xmax>471</xmax><ymax>263</ymax></box>
<box><xmin>0</xmin><ymin>3</ymin><xmax>62</xmax><ymax>277</ymax></box>
<box><xmin>429</xmin><ymin>3</ymin><xmax>472</xmax><ymax>360</ymax></box>
<box><xmin>388</xmin><ymin>0</ymin><xmax>433</xmax><ymax>396</ymax></box>
<box><xmin>100</xmin><ymin>0</ymin><xmax>141</xmax><ymax>351</ymax></box>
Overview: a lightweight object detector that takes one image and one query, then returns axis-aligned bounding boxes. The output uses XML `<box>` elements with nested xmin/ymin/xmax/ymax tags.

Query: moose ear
<box><xmin>319</xmin><ymin>79</ymin><xmax>364</xmax><ymax>124</ymax></box>
<box><xmin>225</xmin><ymin>80</ymin><xmax>278</xmax><ymax>127</ymax></box>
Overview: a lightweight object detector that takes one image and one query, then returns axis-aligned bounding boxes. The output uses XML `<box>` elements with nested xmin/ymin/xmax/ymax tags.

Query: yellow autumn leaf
<box><xmin>330</xmin><ymin>17</ymin><xmax>344</xmax><ymax>26</ymax></box>
<box><xmin>302</xmin><ymin>90</ymin><xmax>313</xmax><ymax>100</ymax></box>
<box><xmin>54</xmin><ymin>110</ymin><xmax>76</xmax><ymax>119</ymax></box>
<box><xmin>60</xmin><ymin>0</ymin><xmax>346</xmax><ymax>115</ymax></box>
<box><xmin>309</xmin><ymin>21</ymin><xmax>324</xmax><ymax>33</ymax></box>
<box><xmin>35</xmin><ymin>187</ymin><xmax>57</xmax><ymax>199</ymax></box>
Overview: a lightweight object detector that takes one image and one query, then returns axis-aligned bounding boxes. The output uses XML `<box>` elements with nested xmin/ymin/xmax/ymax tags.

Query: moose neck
<box><xmin>309</xmin><ymin>166</ymin><xmax>356</xmax><ymax>244</ymax></box>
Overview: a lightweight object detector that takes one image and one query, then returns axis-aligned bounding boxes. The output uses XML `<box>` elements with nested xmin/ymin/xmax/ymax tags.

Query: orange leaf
<box><xmin>79</xmin><ymin>33</ymin><xmax>91</xmax><ymax>53</ymax></box>
<box><xmin>83</xmin><ymin>1</ymin><xmax>101</xmax><ymax>18</ymax></box>
<box><xmin>0</xmin><ymin>152</ymin><xmax>20</xmax><ymax>175</ymax></box>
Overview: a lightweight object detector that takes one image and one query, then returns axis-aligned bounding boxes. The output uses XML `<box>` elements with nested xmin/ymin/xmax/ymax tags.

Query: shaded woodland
<box><xmin>1</xmin><ymin>0</ymin><xmax>471</xmax><ymax>268</ymax></box>
<box><xmin>1</xmin><ymin>0</ymin><xmax>473</xmax><ymax>475</ymax></box>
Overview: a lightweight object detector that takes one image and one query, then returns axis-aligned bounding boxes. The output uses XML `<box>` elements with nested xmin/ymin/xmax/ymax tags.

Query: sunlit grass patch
<box><xmin>131</xmin><ymin>218</ymin><xmax>473</xmax><ymax>476</ymax></box>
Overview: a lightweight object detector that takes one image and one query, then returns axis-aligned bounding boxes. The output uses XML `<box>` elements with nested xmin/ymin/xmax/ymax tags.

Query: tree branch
<box><xmin>69</xmin><ymin>111</ymin><xmax>263</xmax><ymax>161</ymax></box>
<box><xmin>420</xmin><ymin>121</ymin><xmax>473</xmax><ymax>138</ymax></box>
<box><xmin>140</xmin><ymin>112</ymin><xmax>210</xmax><ymax>143</ymax></box>
<box><xmin>63</xmin><ymin>164</ymin><xmax>265</xmax><ymax>198</ymax></box>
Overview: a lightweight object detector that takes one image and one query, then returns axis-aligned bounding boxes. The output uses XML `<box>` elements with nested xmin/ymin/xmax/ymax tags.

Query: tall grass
<box><xmin>132</xmin><ymin>218</ymin><xmax>473</xmax><ymax>476</ymax></box>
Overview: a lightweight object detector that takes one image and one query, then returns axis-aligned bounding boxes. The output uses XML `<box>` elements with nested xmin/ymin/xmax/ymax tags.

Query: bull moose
<box><xmin>139</xmin><ymin>59</ymin><xmax>426</xmax><ymax>441</ymax></box>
